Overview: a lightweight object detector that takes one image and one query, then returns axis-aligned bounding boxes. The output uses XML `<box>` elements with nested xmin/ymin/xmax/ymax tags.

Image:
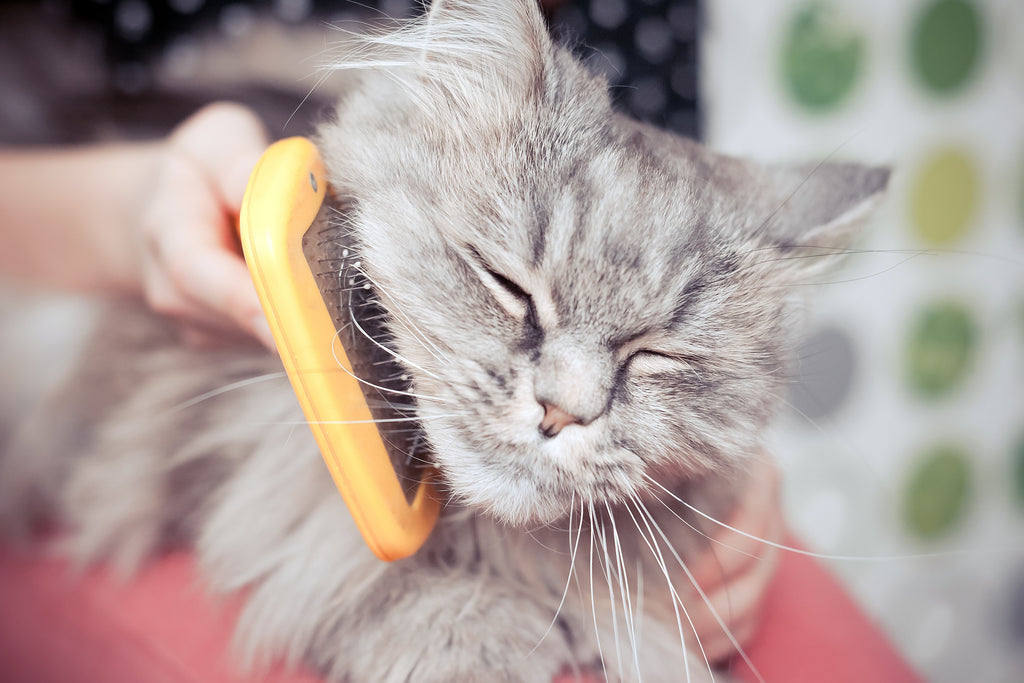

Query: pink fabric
<box><xmin>728</xmin><ymin>537</ymin><xmax>922</xmax><ymax>683</ymax></box>
<box><xmin>0</xmin><ymin>538</ymin><xmax>920</xmax><ymax>683</ymax></box>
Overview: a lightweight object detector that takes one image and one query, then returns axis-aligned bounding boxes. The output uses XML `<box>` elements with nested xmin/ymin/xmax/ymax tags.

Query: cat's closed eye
<box><xmin>468</xmin><ymin>248</ymin><xmax>535</xmax><ymax>321</ymax></box>
<box><xmin>626</xmin><ymin>349</ymin><xmax>690</xmax><ymax>374</ymax></box>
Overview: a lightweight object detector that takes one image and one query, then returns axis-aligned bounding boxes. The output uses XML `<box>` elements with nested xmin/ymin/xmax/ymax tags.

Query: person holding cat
<box><xmin>0</xmin><ymin>98</ymin><xmax>784</xmax><ymax>667</ymax></box>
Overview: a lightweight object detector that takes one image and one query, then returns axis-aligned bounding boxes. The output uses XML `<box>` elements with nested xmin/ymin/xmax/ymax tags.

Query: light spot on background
<box><xmin>911</xmin><ymin>601</ymin><xmax>957</xmax><ymax>663</ymax></box>
<box><xmin>114</xmin><ymin>0</ymin><xmax>151</xmax><ymax>42</ymax></box>
<box><xmin>168</xmin><ymin>0</ymin><xmax>204</xmax><ymax>14</ymax></box>
<box><xmin>590</xmin><ymin>0</ymin><xmax>628</xmax><ymax>30</ymax></box>
<box><xmin>274</xmin><ymin>0</ymin><xmax>312</xmax><ymax>23</ymax></box>
<box><xmin>798</xmin><ymin>487</ymin><xmax>847</xmax><ymax>550</ymax></box>
<box><xmin>219</xmin><ymin>3</ymin><xmax>255</xmax><ymax>38</ymax></box>
<box><xmin>635</xmin><ymin>16</ymin><xmax>674</xmax><ymax>64</ymax></box>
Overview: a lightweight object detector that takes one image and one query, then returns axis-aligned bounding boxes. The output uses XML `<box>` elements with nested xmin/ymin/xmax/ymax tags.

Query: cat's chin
<box><xmin>477</xmin><ymin>482</ymin><xmax>570</xmax><ymax>528</ymax></box>
<box><xmin>423</xmin><ymin>410</ymin><xmax>650</xmax><ymax>528</ymax></box>
<box><xmin>435</xmin><ymin>448</ymin><xmax>642</xmax><ymax>529</ymax></box>
<box><xmin>434</xmin><ymin>453</ymin><xmax>568</xmax><ymax>527</ymax></box>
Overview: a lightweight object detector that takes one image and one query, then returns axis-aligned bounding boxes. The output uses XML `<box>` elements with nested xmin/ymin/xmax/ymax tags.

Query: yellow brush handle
<box><xmin>239</xmin><ymin>137</ymin><xmax>439</xmax><ymax>561</ymax></box>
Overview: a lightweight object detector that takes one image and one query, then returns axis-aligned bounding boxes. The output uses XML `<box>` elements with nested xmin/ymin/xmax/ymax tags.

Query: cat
<box><xmin>0</xmin><ymin>1</ymin><xmax>888</xmax><ymax>681</ymax></box>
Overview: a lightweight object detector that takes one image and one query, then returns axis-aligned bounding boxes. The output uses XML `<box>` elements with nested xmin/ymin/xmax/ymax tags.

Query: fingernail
<box><xmin>251</xmin><ymin>314</ymin><xmax>277</xmax><ymax>353</ymax></box>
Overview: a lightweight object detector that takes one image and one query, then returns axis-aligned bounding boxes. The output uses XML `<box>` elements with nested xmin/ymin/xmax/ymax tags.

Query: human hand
<box><xmin>136</xmin><ymin>102</ymin><xmax>274</xmax><ymax>349</ymax></box>
<box><xmin>682</xmin><ymin>454</ymin><xmax>783</xmax><ymax>664</ymax></box>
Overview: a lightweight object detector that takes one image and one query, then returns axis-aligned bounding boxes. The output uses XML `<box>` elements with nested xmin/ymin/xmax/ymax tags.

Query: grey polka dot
<box><xmin>163</xmin><ymin>37</ymin><xmax>202</xmax><ymax>78</ymax></box>
<box><xmin>586</xmin><ymin>43</ymin><xmax>627</xmax><ymax>84</ymax></box>
<box><xmin>590</xmin><ymin>0</ymin><xmax>628</xmax><ymax>30</ymax></box>
<box><xmin>169</xmin><ymin>0</ymin><xmax>204</xmax><ymax>14</ymax></box>
<box><xmin>115</xmin><ymin>0</ymin><xmax>151</xmax><ymax>41</ymax></box>
<box><xmin>554</xmin><ymin>6</ymin><xmax>588</xmax><ymax>38</ymax></box>
<box><xmin>667</xmin><ymin>3</ymin><xmax>698</xmax><ymax>39</ymax></box>
<box><xmin>380</xmin><ymin>0</ymin><xmax>415</xmax><ymax>18</ymax></box>
<box><xmin>635</xmin><ymin>17</ymin><xmax>675</xmax><ymax>64</ymax></box>
<box><xmin>629</xmin><ymin>75</ymin><xmax>668</xmax><ymax>116</ymax></box>
<box><xmin>274</xmin><ymin>0</ymin><xmax>311</xmax><ymax>23</ymax></box>
<box><xmin>220</xmin><ymin>3</ymin><xmax>255</xmax><ymax>37</ymax></box>
<box><xmin>788</xmin><ymin>324</ymin><xmax>857</xmax><ymax>420</ymax></box>
<box><xmin>1004</xmin><ymin>567</ymin><xmax>1024</xmax><ymax>643</ymax></box>
<box><xmin>670</xmin><ymin>62</ymin><xmax>698</xmax><ymax>98</ymax></box>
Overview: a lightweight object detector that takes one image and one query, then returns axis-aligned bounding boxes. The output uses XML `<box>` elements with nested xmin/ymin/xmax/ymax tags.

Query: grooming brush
<box><xmin>239</xmin><ymin>136</ymin><xmax>440</xmax><ymax>561</ymax></box>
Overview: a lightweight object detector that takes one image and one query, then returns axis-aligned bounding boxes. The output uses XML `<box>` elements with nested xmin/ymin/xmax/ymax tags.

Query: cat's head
<box><xmin>317</xmin><ymin>0</ymin><xmax>887</xmax><ymax>526</ymax></box>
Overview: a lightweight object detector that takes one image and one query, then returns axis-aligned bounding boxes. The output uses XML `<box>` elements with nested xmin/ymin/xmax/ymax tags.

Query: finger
<box><xmin>683</xmin><ymin>505</ymin><xmax>783</xmax><ymax>662</ymax></box>
<box><xmin>140</xmin><ymin>264</ymin><xmax>243</xmax><ymax>334</ymax></box>
<box><xmin>690</xmin><ymin>606</ymin><xmax>761</xmax><ymax>664</ymax></box>
<box><xmin>170</xmin><ymin>246</ymin><xmax>273</xmax><ymax>349</ymax></box>
<box><xmin>683</xmin><ymin>552</ymin><xmax>779</xmax><ymax>663</ymax></box>
<box><xmin>179</xmin><ymin>320</ymin><xmax>259</xmax><ymax>350</ymax></box>
<box><xmin>171</xmin><ymin>102</ymin><xmax>269</xmax><ymax>212</ymax></box>
<box><xmin>146</xmin><ymin>150</ymin><xmax>273</xmax><ymax>348</ymax></box>
<box><xmin>688</xmin><ymin>457</ymin><xmax>782</xmax><ymax>592</ymax></box>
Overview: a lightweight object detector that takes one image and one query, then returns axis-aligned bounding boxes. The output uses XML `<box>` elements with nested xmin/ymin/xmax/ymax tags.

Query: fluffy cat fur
<box><xmin>0</xmin><ymin>1</ymin><xmax>888</xmax><ymax>681</ymax></box>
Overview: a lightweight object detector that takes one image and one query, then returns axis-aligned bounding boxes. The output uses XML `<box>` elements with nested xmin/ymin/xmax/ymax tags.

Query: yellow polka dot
<box><xmin>910</xmin><ymin>147</ymin><xmax>979</xmax><ymax>246</ymax></box>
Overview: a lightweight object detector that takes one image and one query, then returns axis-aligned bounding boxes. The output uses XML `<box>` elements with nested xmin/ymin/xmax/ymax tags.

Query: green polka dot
<box><xmin>911</xmin><ymin>0</ymin><xmax>983</xmax><ymax>96</ymax></box>
<box><xmin>1014</xmin><ymin>434</ymin><xmax>1024</xmax><ymax>511</ymax></box>
<box><xmin>904</xmin><ymin>444</ymin><xmax>972</xmax><ymax>539</ymax></box>
<box><xmin>906</xmin><ymin>301</ymin><xmax>976</xmax><ymax>398</ymax></box>
<box><xmin>910</xmin><ymin>148</ymin><xmax>979</xmax><ymax>246</ymax></box>
<box><xmin>781</xmin><ymin>3</ymin><xmax>864</xmax><ymax>112</ymax></box>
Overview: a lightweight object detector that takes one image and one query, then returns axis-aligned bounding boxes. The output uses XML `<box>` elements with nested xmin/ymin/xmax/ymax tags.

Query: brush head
<box><xmin>303</xmin><ymin>199</ymin><xmax>428</xmax><ymax>505</ymax></box>
<box><xmin>239</xmin><ymin>136</ymin><xmax>439</xmax><ymax>561</ymax></box>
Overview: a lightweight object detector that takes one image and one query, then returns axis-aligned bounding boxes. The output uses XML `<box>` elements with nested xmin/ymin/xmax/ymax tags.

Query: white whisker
<box><xmin>344</xmin><ymin>295</ymin><xmax>447</xmax><ymax>384</ymax></box>
<box><xmin>595</xmin><ymin>507</ymin><xmax>624</xmax><ymax>683</ymax></box>
<box><xmin>623</xmin><ymin>493</ymin><xmax>695</xmax><ymax>683</ymax></box>
<box><xmin>586</xmin><ymin>498</ymin><xmax>607</xmax><ymax>677</ymax></box>
<box><xmin>355</xmin><ymin>266</ymin><xmax>453</xmax><ymax>366</ymax></box>
<box><xmin>633</xmin><ymin>492</ymin><xmax>762</xmax><ymax>683</ymax></box>
<box><xmin>529</xmin><ymin>492</ymin><xmax>584</xmax><ymax>658</ymax></box>
<box><xmin>605</xmin><ymin>501</ymin><xmax>642</xmax><ymax>681</ymax></box>
<box><xmin>168</xmin><ymin>372</ymin><xmax>288</xmax><ymax>413</ymax></box>
<box><xmin>643</xmin><ymin>473</ymin><xmax>971</xmax><ymax>562</ymax></box>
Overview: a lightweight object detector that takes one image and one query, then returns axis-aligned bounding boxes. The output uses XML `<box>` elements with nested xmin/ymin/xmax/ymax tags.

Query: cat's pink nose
<box><xmin>538</xmin><ymin>403</ymin><xmax>582</xmax><ymax>438</ymax></box>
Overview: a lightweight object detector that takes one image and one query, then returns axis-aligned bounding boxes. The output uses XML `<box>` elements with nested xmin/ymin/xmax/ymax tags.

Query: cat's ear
<box><xmin>754</xmin><ymin>161</ymin><xmax>890</xmax><ymax>276</ymax></box>
<box><xmin>419</xmin><ymin>0</ymin><xmax>552</xmax><ymax>111</ymax></box>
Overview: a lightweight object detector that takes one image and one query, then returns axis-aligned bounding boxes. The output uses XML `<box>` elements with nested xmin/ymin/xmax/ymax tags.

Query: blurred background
<box><xmin>702</xmin><ymin>1</ymin><xmax>1024</xmax><ymax>681</ymax></box>
<box><xmin>1</xmin><ymin>0</ymin><xmax>1021</xmax><ymax>681</ymax></box>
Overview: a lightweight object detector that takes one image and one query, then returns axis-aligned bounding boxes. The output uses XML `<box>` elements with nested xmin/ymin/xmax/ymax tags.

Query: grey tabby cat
<box><xmin>0</xmin><ymin>1</ymin><xmax>888</xmax><ymax>681</ymax></box>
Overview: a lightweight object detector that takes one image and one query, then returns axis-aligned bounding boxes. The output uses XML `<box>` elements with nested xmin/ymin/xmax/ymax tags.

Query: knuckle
<box><xmin>145</xmin><ymin>287</ymin><xmax>183</xmax><ymax>318</ymax></box>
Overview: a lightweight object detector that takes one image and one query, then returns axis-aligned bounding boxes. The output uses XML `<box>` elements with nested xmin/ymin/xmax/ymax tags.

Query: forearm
<box><xmin>0</xmin><ymin>142</ymin><xmax>162</xmax><ymax>293</ymax></box>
